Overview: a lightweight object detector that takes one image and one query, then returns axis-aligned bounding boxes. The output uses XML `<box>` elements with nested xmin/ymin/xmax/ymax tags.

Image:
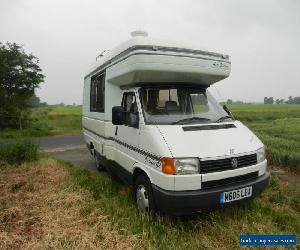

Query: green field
<box><xmin>0</xmin><ymin>106</ymin><xmax>82</xmax><ymax>138</ymax></box>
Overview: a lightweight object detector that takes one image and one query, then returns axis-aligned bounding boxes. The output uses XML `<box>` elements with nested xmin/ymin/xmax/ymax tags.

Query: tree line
<box><xmin>263</xmin><ymin>96</ymin><xmax>300</xmax><ymax>104</ymax></box>
<box><xmin>226</xmin><ymin>96</ymin><xmax>300</xmax><ymax>105</ymax></box>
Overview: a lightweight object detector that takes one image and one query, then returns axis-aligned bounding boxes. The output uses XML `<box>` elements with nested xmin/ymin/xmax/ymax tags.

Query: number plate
<box><xmin>220</xmin><ymin>186</ymin><xmax>252</xmax><ymax>203</ymax></box>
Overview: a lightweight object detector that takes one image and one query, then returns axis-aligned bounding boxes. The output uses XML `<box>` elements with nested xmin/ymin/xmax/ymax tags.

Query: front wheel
<box><xmin>134</xmin><ymin>175</ymin><xmax>156</xmax><ymax>215</ymax></box>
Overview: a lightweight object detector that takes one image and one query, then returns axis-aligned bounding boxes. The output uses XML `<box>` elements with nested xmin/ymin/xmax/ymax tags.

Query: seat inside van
<box><xmin>165</xmin><ymin>101</ymin><xmax>180</xmax><ymax>113</ymax></box>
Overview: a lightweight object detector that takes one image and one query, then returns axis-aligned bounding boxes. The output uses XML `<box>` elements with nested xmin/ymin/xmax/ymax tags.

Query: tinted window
<box><xmin>90</xmin><ymin>73</ymin><xmax>105</xmax><ymax>112</ymax></box>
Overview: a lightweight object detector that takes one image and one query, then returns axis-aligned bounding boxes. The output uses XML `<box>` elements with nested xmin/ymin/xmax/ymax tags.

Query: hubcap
<box><xmin>136</xmin><ymin>185</ymin><xmax>149</xmax><ymax>213</ymax></box>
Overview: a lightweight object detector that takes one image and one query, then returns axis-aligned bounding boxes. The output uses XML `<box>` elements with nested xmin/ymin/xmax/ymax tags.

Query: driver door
<box><xmin>114</xmin><ymin>91</ymin><xmax>141</xmax><ymax>184</ymax></box>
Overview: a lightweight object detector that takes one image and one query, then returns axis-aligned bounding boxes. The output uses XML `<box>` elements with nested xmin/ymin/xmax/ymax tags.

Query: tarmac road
<box><xmin>33</xmin><ymin>134</ymin><xmax>98</xmax><ymax>173</ymax></box>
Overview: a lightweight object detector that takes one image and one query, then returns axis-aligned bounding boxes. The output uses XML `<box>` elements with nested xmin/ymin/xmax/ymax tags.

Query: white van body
<box><xmin>82</xmin><ymin>33</ymin><xmax>269</xmax><ymax>214</ymax></box>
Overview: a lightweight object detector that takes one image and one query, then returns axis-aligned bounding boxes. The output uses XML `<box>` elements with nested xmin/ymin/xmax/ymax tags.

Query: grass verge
<box><xmin>0</xmin><ymin>159</ymin><xmax>146</xmax><ymax>249</ymax></box>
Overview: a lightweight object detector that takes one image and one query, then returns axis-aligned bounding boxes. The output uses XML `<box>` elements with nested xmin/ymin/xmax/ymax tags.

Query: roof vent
<box><xmin>130</xmin><ymin>30</ymin><xmax>148</xmax><ymax>38</ymax></box>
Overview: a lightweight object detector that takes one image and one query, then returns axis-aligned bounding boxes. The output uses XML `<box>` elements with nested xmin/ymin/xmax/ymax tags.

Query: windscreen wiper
<box><xmin>215</xmin><ymin>115</ymin><xmax>233</xmax><ymax>123</ymax></box>
<box><xmin>172</xmin><ymin>117</ymin><xmax>211</xmax><ymax>125</ymax></box>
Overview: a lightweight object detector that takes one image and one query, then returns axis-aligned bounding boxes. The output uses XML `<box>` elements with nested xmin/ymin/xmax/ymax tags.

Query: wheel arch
<box><xmin>132</xmin><ymin>163</ymin><xmax>153</xmax><ymax>185</ymax></box>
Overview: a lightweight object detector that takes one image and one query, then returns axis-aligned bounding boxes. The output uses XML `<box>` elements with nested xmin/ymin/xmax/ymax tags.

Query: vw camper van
<box><xmin>82</xmin><ymin>31</ymin><xmax>269</xmax><ymax>215</ymax></box>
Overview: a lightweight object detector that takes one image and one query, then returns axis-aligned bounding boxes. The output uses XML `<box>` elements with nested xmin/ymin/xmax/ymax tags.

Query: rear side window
<box><xmin>90</xmin><ymin>72</ymin><xmax>105</xmax><ymax>112</ymax></box>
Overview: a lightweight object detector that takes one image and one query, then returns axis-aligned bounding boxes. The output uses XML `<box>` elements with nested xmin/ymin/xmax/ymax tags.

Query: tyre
<box><xmin>134</xmin><ymin>175</ymin><xmax>156</xmax><ymax>215</ymax></box>
<box><xmin>94</xmin><ymin>150</ymin><xmax>105</xmax><ymax>171</ymax></box>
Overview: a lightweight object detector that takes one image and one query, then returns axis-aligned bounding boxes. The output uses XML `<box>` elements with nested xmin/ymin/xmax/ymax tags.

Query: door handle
<box><xmin>115</xmin><ymin>126</ymin><xmax>118</xmax><ymax>136</ymax></box>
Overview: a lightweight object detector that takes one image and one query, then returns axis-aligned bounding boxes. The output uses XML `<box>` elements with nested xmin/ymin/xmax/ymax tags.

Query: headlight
<box><xmin>257</xmin><ymin>147</ymin><xmax>265</xmax><ymax>163</ymax></box>
<box><xmin>161</xmin><ymin>157</ymin><xmax>200</xmax><ymax>175</ymax></box>
<box><xmin>175</xmin><ymin>158</ymin><xmax>200</xmax><ymax>175</ymax></box>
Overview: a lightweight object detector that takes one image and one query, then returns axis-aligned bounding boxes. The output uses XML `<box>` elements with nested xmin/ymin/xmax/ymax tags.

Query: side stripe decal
<box><xmin>83</xmin><ymin>127</ymin><xmax>161</xmax><ymax>161</ymax></box>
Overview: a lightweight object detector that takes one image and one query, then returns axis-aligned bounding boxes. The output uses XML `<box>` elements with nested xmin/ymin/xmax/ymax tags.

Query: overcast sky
<box><xmin>1</xmin><ymin>0</ymin><xmax>299</xmax><ymax>104</ymax></box>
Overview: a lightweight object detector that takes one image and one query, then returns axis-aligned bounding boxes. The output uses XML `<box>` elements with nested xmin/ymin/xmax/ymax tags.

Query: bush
<box><xmin>0</xmin><ymin>140</ymin><xmax>38</xmax><ymax>165</ymax></box>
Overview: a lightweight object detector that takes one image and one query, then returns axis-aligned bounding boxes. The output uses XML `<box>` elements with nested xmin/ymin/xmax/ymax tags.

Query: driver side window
<box><xmin>121</xmin><ymin>92</ymin><xmax>138</xmax><ymax>128</ymax></box>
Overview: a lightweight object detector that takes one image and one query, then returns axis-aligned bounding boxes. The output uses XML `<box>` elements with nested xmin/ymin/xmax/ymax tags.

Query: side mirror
<box><xmin>223</xmin><ymin>105</ymin><xmax>234</xmax><ymax>118</ymax></box>
<box><xmin>112</xmin><ymin>106</ymin><xmax>123</xmax><ymax>125</ymax></box>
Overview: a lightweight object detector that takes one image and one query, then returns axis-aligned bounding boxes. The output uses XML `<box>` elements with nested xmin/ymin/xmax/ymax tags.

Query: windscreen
<box><xmin>139</xmin><ymin>86</ymin><xmax>231</xmax><ymax>125</ymax></box>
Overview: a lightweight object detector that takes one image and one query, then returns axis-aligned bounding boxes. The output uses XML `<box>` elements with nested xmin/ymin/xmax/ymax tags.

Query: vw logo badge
<box><xmin>231</xmin><ymin>158</ymin><xmax>238</xmax><ymax>168</ymax></box>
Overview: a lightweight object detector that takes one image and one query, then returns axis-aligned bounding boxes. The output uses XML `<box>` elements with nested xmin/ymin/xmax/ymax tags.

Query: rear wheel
<box><xmin>135</xmin><ymin>175</ymin><xmax>156</xmax><ymax>215</ymax></box>
<box><xmin>94</xmin><ymin>150</ymin><xmax>105</xmax><ymax>171</ymax></box>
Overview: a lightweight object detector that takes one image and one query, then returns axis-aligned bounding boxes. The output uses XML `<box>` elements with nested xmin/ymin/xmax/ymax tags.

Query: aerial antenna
<box><xmin>96</xmin><ymin>50</ymin><xmax>109</xmax><ymax>61</ymax></box>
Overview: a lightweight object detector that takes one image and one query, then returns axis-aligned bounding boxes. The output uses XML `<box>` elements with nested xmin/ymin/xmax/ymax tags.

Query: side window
<box><xmin>122</xmin><ymin>92</ymin><xmax>136</xmax><ymax>112</ymax></box>
<box><xmin>90</xmin><ymin>73</ymin><xmax>105</xmax><ymax>112</ymax></box>
<box><xmin>121</xmin><ymin>92</ymin><xmax>138</xmax><ymax>128</ymax></box>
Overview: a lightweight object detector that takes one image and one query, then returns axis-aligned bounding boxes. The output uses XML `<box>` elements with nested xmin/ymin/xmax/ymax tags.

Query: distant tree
<box><xmin>285</xmin><ymin>96</ymin><xmax>293</xmax><ymax>104</ymax></box>
<box><xmin>0</xmin><ymin>42</ymin><xmax>44</xmax><ymax>128</ymax></box>
<box><xmin>28</xmin><ymin>94</ymin><xmax>47</xmax><ymax>107</ymax></box>
<box><xmin>235</xmin><ymin>100</ymin><xmax>244</xmax><ymax>104</ymax></box>
<box><xmin>226</xmin><ymin>99</ymin><xmax>233</xmax><ymax>104</ymax></box>
<box><xmin>264</xmin><ymin>97</ymin><xmax>274</xmax><ymax>104</ymax></box>
<box><xmin>293</xmin><ymin>97</ymin><xmax>300</xmax><ymax>104</ymax></box>
<box><xmin>275</xmin><ymin>98</ymin><xmax>284</xmax><ymax>104</ymax></box>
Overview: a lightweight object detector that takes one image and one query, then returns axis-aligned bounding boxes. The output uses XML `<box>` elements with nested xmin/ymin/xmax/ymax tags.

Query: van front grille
<box><xmin>200</xmin><ymin>153</ymin><xmax>257</xmax><ymax>174</ymax></box>
<box><xmin>201</xmin><ymin>171</ymin><xmax>259</xmax><ymax>189</ymax></box>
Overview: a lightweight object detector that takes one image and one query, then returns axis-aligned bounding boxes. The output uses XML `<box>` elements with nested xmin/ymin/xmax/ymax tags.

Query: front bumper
<box><xmin>152</xmin><ymin>172</ymin><xmax>270</xmax><ymax>215</ymax></box>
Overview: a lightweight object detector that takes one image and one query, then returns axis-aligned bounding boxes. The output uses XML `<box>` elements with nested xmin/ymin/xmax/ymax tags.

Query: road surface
<box><xmin>33</xmin><ymin>134</ymin><xmax>98</xmax><ymax>173</ymax></box>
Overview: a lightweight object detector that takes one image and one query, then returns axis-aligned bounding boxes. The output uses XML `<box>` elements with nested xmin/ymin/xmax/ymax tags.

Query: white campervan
<box><xmin>82</xmin><ymin>31</ymin><xmax>269</xmax><ymax>215</ymax></box>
